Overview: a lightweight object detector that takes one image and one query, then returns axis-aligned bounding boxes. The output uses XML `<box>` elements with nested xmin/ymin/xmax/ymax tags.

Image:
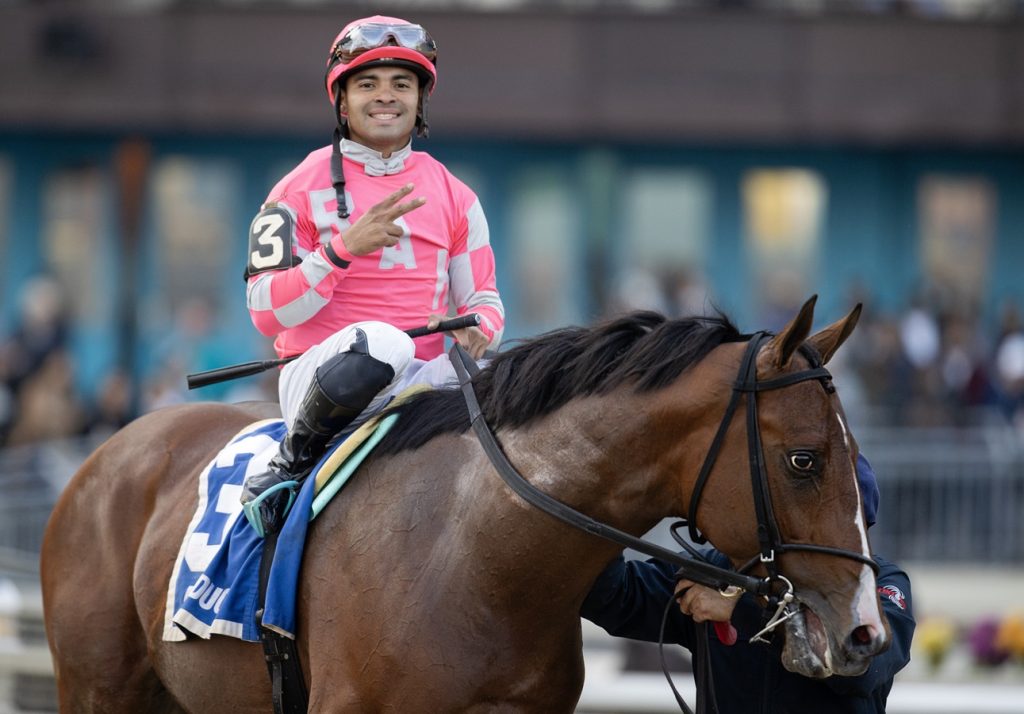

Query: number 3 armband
<box><xmin>246</xmin><ymin>205</ymin><xmax>297</xmax><ymax>277</ymax></box>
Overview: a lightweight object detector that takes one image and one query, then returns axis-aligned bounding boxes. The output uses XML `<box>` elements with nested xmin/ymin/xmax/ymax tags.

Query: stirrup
<box><xmin>242</xmin><ymin>480</ymin><xmax>300</xmax><ymax>538</ymax></box>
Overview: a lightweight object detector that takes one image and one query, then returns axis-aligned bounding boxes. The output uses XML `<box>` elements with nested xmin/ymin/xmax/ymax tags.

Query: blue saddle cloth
<box><xmin>163</xmin><ymin>419</ymin><xmax>325</xmax><ymax>642</ymax></box>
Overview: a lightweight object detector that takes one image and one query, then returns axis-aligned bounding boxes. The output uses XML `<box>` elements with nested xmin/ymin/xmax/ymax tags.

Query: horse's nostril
<box><xmin>848</xmin><ymin>624</ymin><xmax>886</xmax><ymax>656</ymax></box>
<box><xmin>852</xmin><ymin>625</ymin><xmax>872</xmax><ymax>644</ymax></box>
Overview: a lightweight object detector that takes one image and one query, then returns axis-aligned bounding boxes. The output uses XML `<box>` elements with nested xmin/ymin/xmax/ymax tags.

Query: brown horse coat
<box><xmin>42</xmin><ymin>301</ymin><xmax>887</xmax><ymax>713</ymax></box>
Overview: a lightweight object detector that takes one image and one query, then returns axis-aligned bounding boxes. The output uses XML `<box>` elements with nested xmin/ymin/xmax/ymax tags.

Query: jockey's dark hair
<box><xmin>374</xmin><ymin>310</ymin><xmax>745</xmax><ymax>457</ymax></box>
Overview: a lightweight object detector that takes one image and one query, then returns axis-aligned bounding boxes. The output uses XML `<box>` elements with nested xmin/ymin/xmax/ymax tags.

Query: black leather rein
<box><xmin>448</xmin><ymin>342</ymin><xmax>767</xmax><ymax>597</ymax></box>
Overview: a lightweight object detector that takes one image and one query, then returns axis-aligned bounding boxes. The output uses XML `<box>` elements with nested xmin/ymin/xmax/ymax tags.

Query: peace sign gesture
<box><xmin>334</xmin><ymin>183</ymin><xmax>426</xmax><ymax>257</ymax></box>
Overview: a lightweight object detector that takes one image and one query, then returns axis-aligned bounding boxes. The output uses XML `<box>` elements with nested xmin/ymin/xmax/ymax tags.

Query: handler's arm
<box><xmin>581</xmin><ymin>554</ymin><xmax>697</xmax><ymax>650</ymax></box>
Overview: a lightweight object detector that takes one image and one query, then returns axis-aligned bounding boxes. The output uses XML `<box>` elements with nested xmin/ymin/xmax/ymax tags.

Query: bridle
<box><xmin>679</xmin><ymin>331</ymin><xmax>878</xmax><ymax>584</ymax></box>
<box><xmin>665</xmin><ymin>332</ymin><xmax>880</xmax><ymax>711</ymax></box>
<box><xmin>447</xmin><ymin>332</ymin><xmax>878</xmax><ymax>711</ymax></box>
<box><xmin>449</xmin><ymin>333</ymin><xmax>876</xmax><ymax>586</ymax></box>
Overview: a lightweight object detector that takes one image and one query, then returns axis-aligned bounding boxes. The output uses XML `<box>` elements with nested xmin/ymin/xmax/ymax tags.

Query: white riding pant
<box><xmin>277</xmin><ymin>321</ymin><xmax>458</xmax><ymax>430</ymax></box>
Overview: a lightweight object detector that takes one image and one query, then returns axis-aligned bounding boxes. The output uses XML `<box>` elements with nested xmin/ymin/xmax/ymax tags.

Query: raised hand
<box><xmin>333</xmin><ymin>183</ymin><xmax>426</xmax><ymax>257</ymax></box>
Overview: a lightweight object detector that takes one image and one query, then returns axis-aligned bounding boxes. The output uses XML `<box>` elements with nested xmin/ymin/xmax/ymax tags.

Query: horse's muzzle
<box><xmin>781</xmin><ymin>605</ymin><xmax>890</xmax><ymax>679</ymax></box>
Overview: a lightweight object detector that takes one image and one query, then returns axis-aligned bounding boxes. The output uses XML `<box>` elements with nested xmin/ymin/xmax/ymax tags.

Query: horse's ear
<box><xmin>806</xmin><ymin>303</ymin><xmax>862</xmax><ymax>365</ymax></box>
<box><xmin>764</xmin><ymin>295</ymin><xmax>818</xmax><ymax>370</ymax></box>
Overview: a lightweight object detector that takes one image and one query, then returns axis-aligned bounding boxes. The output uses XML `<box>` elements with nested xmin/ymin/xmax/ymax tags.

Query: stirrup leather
<box><xmin>242</xmin><ymin>480</ymin><xmax>300</xmax><ymax>538</ymax></box>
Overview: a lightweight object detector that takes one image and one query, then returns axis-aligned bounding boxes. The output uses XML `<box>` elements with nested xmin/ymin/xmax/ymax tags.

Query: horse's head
<box><xmin>690</xmin><ymin>296</ymin><xmax>889</xmax><ymax>679</ymax></box>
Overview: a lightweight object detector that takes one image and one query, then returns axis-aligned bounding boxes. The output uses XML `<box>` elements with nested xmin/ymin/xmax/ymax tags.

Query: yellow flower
<box><xmin>916</xmin><ymin>616</ymin><xmax>956</xmax><ymax>670</ymax></box>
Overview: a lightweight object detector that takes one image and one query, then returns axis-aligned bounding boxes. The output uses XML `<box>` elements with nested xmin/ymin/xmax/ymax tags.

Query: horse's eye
<box><xmin>788</xmin><ymin>451</ymin><xmax>816</xmax><ymax>472</ymax></box>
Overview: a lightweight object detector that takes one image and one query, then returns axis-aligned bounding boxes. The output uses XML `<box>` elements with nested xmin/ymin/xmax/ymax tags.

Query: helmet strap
<box><xmin>331</xmin><ymin>125</ymin><xmax>349</xmax><ymax>220</ymax></box>
<box><xmin>330</xmin><ymin>88</ymin><xmax>350</xmax><ymax>219</ymax></box>
<box><xmin>417</xmin><ymin>90</ymin><xmax>430</xmax><ymax>139</ymax></box>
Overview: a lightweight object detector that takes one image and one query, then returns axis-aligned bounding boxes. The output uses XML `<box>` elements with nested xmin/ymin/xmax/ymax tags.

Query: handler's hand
<box><xmin>334</xmin><ymin>184</ymin><xmax>426</xmax><ymax>257</ymax></box>
<box><xmin>675</xmin><ymin>580</ymin><xmax>740</xmax><ymax>625</ymax></box>
<box><xmin>428</xmin><ymin>313</ymin><xmax>490</xmax><ymax>360</ymax></box>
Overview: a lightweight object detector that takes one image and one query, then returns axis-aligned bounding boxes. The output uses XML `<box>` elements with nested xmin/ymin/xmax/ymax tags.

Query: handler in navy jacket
<box><xmin>581</xmin><ymin>455</ymin><xmax>915</xmax><ymax>714</ymax></box>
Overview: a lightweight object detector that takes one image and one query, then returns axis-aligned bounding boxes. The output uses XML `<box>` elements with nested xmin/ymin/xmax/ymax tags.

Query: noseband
<box><xmin>448</xmin><ymin>332</ymin><xmax>877</xmax><ymax>601</ymax></box>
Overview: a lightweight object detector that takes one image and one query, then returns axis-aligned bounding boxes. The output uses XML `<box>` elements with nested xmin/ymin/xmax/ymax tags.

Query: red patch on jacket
<box><xmin>878</xmin><ymin>584</ymin><xmax>906</xmax><ymax>610</ymax></box>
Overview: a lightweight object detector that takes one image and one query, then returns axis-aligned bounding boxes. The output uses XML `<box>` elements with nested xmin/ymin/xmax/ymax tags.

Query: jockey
<box><xmin>240</xmin><ymin>15</ymin><xmax>505</xmax><ymax>536</ymax></box>
<box><xmin>581</xmin><ymin>454</ymin><xmax>915</xmax><ymax>713</ymax></box>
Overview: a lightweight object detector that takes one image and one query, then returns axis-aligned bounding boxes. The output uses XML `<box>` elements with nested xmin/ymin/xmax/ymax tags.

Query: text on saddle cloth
<box><xmin>162</xmin><ymin>411</ymin><xmax>399</xmax><ymax>643</ymax></box>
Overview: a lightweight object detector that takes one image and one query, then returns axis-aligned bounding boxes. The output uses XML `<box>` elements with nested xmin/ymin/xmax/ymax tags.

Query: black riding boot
<box><xmin>240</xmin><ymin>330</ymin><xmax>395</xmax><ymax>536</ymax></box>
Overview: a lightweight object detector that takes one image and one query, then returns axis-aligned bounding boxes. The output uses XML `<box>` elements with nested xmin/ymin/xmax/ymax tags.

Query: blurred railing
<box><xmin>0</xmin><ymin>439</ymin><xmax>93</xmax><ymax>561</ymax></box>
<box><xmin>0</xmin><ymin>439</ymin><xmax>88</xmax><ymax>713</ymax></box>
<box><xmin>859</xmin><ymin>416</ymin><xmax>1024</xmax><ymax>564</ymax></box>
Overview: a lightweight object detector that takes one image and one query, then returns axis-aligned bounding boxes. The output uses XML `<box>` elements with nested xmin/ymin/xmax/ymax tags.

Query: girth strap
<box><xmin>257</xmin><ymin>532</ymin><xmax>309</xmax><ymax>714</ymax></box>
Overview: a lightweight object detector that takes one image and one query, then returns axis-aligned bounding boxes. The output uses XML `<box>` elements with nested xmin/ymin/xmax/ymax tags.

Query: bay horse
<box><xmin>41</xmin><ymin>296</ymin><xmax>889</xmax><ymax>713</ymax></box>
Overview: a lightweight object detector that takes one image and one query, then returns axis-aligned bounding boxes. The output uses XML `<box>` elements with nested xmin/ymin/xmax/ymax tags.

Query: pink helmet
<box><xmin>325</xmin><ymin>16</ymin><xmax>438</xmax><ymax>108</ymax></box>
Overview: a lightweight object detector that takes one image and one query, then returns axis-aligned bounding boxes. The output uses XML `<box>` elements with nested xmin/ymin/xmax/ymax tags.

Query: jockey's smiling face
<box><xmin>339</xmin><ymin>67</ymin><xmax>421</xmax><ymax>158</ymax></box>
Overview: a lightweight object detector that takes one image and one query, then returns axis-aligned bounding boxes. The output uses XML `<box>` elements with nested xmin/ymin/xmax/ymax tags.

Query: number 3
<box><xmin>247</xmin><ymin>206</ymin><xmax>295</xmax><ymax>275</ymax></box>
<box><xmin>251</xmin><ymin>214</ymin><xmax>285</xmax><ymax>269</ymax></box>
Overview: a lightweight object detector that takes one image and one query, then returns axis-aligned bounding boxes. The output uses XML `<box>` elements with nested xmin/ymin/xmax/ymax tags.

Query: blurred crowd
<box><xmin>2</xmin><ymin>270</ymin><xmax>1023</xmax><ymax>448</ymax></box>
<box><xmin>842</xmin><ymin>286</ymin><xmax>1024</xmax><ymax>430</ymax></box>
<box><xmin>611</xmin><ymin>267</ymin><xmax>1024</xmax><ymax>431</ymax></box>
<box><xmin>0</xmin><ymin>274</ymin><xmax>277</xmax><ymax>448</ymax></box>
<box><xmin>0</xmin><ymin>275</ymin><xmax>95</xmax><ymax>447</ymax></box>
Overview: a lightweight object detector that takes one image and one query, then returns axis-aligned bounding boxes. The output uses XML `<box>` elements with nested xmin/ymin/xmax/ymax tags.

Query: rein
<box><xmin>448</xmin><ymin>332</ymin><xmax>878</xmax><ymax>712</ymax></box>
<box><xmin>449</xmin><ymin>343</ymin><xmax>766</xmax><ymax>597</ymax></box>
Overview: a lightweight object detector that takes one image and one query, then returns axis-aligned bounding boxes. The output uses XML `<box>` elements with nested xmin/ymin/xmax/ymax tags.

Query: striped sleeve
<box><xmin>245</xmin><ymin>197</ymin><xmax>351</xmax><ymax>337</ymax></box>
<box><xmin>448</xmin><ymin>198</ymin><xmax>505</xmax><ymax>346</ymax></box>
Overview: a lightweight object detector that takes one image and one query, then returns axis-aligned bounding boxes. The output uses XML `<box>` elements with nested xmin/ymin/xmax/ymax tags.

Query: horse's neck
<box><xmin>457</xmin><ymin>390</ymin><xmax>694</xmax><ymax>607</ymax></box>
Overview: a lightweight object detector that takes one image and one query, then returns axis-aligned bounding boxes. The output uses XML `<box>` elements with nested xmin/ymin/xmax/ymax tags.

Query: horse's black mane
<box><xmin>374</xmin><ymin>310</ymin><xmax>745</xmax><ymax>456</ymax></box>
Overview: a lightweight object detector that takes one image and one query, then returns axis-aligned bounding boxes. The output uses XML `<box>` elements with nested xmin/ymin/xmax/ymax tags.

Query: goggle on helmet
<box><xmin>324</xmin><ymin>16</ymin><xmax>438</xmax><ymax>109</ymax></box>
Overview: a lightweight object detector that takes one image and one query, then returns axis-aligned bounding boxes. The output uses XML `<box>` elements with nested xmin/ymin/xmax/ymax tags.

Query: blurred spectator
<box><xmin>81</xmin><ymin>368</ymin><xmax>135</xmax><ymax>442</ymax></box>
<box><xmin>847</xmin><ymin>296</ymin><xmax>989</xmax><ymax>427</ymax></box>
<box><xmin>853</xmin><ymin>310</ymin><xmax>917</xmax><ymax>423</ymax></box>
<box><xmin>994</xmin><ymin>305</ymin><xmax>1024</xmax><ymax>430</ymax></box>
<box><xmin>145</xmin><ymin>296</ymin><xmax>236</xmax><ymax>405</ymax></box>
<box><xmin>0</xmin><ymin>274</ymin><xmax>73</xmax><ymax>444</ymax></box>
<box><xmin>899</xmin><ymin>296</ymin><xmax>941</xmax><ymax>371</ymax></box>
<box><xmin>141</xmin><ymin>358</ymin><xmax>190</xmax><ymax>413</ymax></box>
<box><xmin>1</xmin><ymin>274</ymin><xmax>69</xmax><ymax>388</ymax></box>
<box><xmin>611</xmin><ymin>265</ymin><xmax>670</xmax><ymax>314</ymax></box>
<box><xmin>0</xmin><ymin>378</ymin><xmax>11</xmax><ymax>444</ymax></box>
<box><xmin>941</xmin><ymin>314</ymin><xmax>996</xmax><ymax>420</ymax></box>
<box><xmin>5</xmin><ymin>349</ymin><xmax>85</xmax><ymax>446</ymax></box>
<box><xmin>666</xmin><ymin>268</ymin><xmax>713</xmax><ymax>317</ymax></box>
<box><xmin>223</xmin><ymin>367</ymin><xmax>280</xmax><ymax>405</ymax></box>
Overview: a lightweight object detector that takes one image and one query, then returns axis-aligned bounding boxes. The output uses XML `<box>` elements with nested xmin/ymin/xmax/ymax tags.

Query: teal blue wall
<box><xmin>1</xmin><ymin>132</ymin><xmax>1021</xmax><ymax>397</ymax></box>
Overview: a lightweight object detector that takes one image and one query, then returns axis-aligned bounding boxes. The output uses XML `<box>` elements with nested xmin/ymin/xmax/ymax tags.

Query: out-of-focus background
<box><xmin>1</xmin><ymin>1</ymin><xmax>1023</xmax><ymax>712</ymax></box>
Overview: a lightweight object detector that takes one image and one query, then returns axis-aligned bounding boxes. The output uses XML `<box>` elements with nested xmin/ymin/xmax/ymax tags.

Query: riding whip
<box><xmin>186</xmin><ymin>314</ymin><xmax>481</xmax><ymax>390</ymax></box>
